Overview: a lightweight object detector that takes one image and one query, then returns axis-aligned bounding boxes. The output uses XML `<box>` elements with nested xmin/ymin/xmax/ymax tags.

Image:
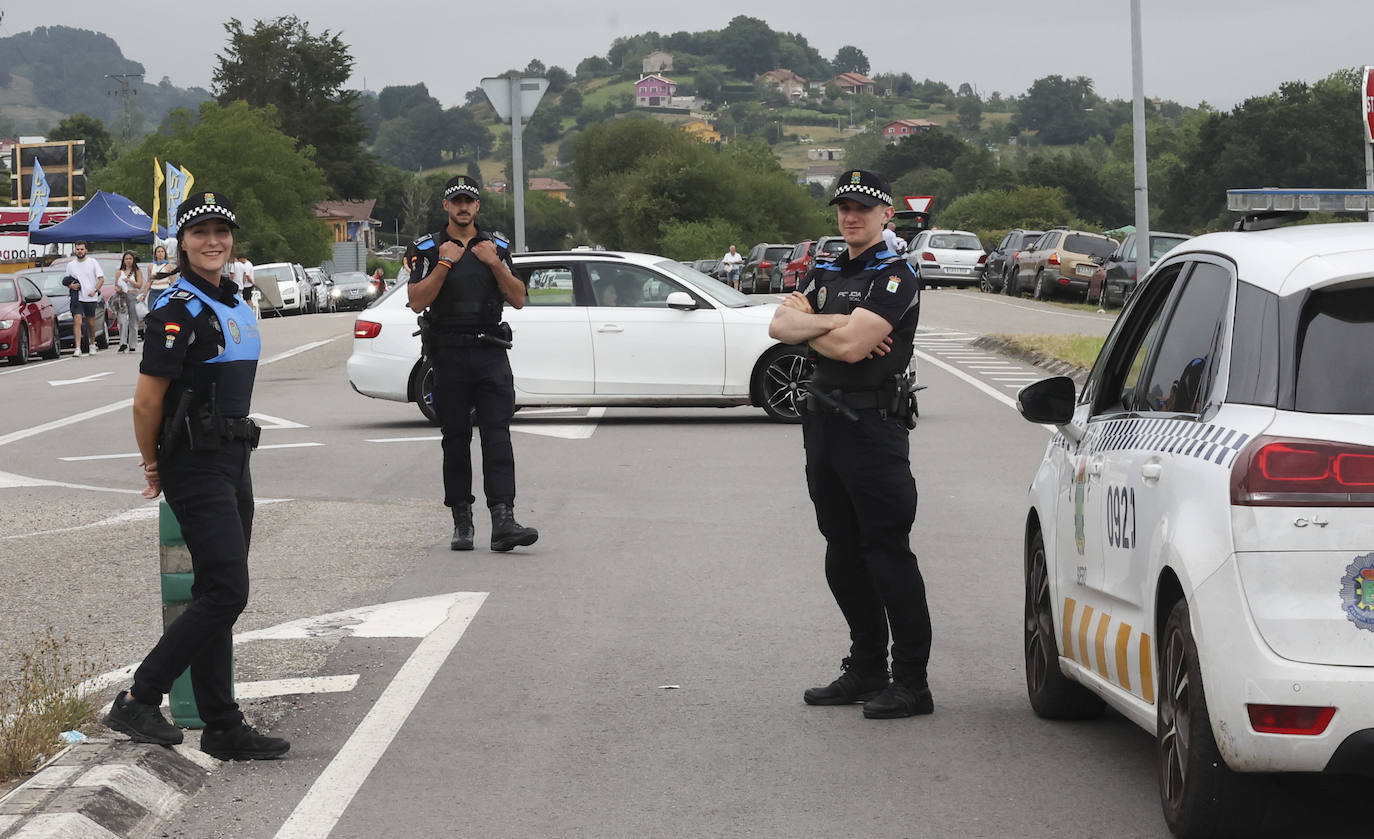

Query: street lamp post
<box><xmin>1130</xmin><ymin>0</ymin><xmax>1152</xmax><ymax>276</ymax></box>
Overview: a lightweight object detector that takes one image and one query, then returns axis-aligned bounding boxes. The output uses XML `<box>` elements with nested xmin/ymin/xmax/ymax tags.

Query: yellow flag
<box><xmin>152</xmin><ymin>158</ymin><xmax>164</xmax><ymax>233</ymax></box>
<box><xmin>180</xmin><ymin>166</ymin><xmax>194</xmax><ymax>201</ymax></box>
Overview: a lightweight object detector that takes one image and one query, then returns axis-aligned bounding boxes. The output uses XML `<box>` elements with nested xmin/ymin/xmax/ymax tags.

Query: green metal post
<box><xmin>159</xmin><ymin>500</ymin><xmax>233</xmax><ymax>728</ymax></box>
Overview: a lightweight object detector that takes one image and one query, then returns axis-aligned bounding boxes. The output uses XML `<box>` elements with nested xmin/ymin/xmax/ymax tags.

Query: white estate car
<box><xmin>1015</xmin><ymin>218</ymin><xmax>1374</xmax><ymax>838</ymax></box>
<box><xmin>906</xmin><ymin>228</ymin><xmax>987</xmax><ymax>289</ymax></box>
<box><xmin>346</xmin><ymin>251</ymin><xmax>813</xmax><ymax>423</ymax></box>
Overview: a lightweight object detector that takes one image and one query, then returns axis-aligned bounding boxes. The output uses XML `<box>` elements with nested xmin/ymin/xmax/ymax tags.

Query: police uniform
<box><xmin>798</xmin><ymin>170</ymin><xmax>934</xmax><ymax>720</ymax></box>
<box><xmin>411</xmin><ymin>175</ymin><xmax>538</xmax><ymax>552</ymax></box>
<box><xmin>104</xmin><ymin>193</ymin><xmax>287</xmax><ymax>760</ymax></box>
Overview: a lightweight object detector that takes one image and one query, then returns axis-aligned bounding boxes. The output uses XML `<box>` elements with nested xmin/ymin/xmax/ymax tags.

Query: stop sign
<box><xmin>1365</xmin><ymin>66</ymin><xmax>1374</xmax><ymax>143</ymax></box>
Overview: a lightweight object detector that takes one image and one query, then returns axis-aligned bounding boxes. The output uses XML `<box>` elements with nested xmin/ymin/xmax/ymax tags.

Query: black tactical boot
<box><xmin>199</xmin><ymin>723</ymin><xmax>290</xmax><ymax>760</ymax></box>
<box><xmin>450</xmin><ymin>504</ymin><xmax>474</xmax><ymax>551</ymax></box>
<box><xmin>863</xmin><ymin>676</ymin><xmax>934</xmax><ymax>719</ymax></box>
<box><xmin>803</xmin><ymin>657</ymin><xmax>890</xmax><ymax>706</ymax></box>
<box><xmin>490</xmin><ymin>503</ymin><xmax>538</xmax><ymax>552</ymax></box>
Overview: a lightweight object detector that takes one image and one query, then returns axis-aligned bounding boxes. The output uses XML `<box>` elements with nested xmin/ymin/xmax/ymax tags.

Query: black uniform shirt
<box><xmin>800</xmin><ymin>241</ymin><xmax>920</xmax><ymax>391</ymax></box>
<box><xmin>409</xmin><ymin>224</ymin><xmax>520</xmax><ymax>331</ymax></box>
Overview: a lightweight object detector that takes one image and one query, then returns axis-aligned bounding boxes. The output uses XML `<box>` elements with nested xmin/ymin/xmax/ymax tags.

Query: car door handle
<box><xmin>597</xmin><ymin>324</ymin><xmax>623</xmax><ymax>333</ymax></box>
<box><xmin>1141</xmin><ymin>460</ymin><xmax>1163</xmax><ymax>481</ymax></box>
<box><xmin>1088</xmin><ymin>457</ymin><xmax>1103</xmax><ymax>477</ymax></box>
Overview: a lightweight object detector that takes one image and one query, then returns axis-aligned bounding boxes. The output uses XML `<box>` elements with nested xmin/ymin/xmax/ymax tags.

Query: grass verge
<box><xmin>0</xmin><ymin>629</ymin><xmax>100</xmax><ymax>782</ymax></box>
<box><xmin>989</xmin><ymin>333</ymin><xmax>1105</xmax><ymax>371</ymax></box>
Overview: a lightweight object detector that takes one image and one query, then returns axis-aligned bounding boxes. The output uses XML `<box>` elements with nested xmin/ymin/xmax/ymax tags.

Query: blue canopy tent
<box><xmin>29</xmin><ymin>190</ymin><xmax>169</xmax><ymax>244</ymax></box>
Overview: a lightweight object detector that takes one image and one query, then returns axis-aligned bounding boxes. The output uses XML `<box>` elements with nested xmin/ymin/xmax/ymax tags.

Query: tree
<box><xmin>94</xmin><ymin>101</ymin><xmax>332</xmax><ymax>266</ymax></box>
<box><xmin>560</xmin><ymin>88</ymin><xmax>584</xmax><ymax>116</ymax></box>
<box><xmin>576</xmin><ymin>56</ymin><xmax>612</xmax><ymax>78</ymax></box>
<box><xmin>940</xmin><ymin>186</ymin><xmax>1077</xmax><ymax>234</ymax></box>
<box><xmin>212</xmin><ymin>16</ymin><xmax>376</xmax><ymax>198</ymax></box>
<box><xmin>378</xmin><ymin>83</ymin><xmax>437</xmax><ymax>120</ymax></box>
<box><xmin>545</xmin><ymin>66</ymin><xmax>571</xmax><ymax>94</ymax></box>
<box><xmin>695</xmin><ymin>69</ymin><xmax>723</xmax><ymax>105</ymax></box>
<box><xmin>1012</xmin><ymin>74</ymin><xmax>1103</xmax><ymax>145</ymax></box>
<box><xmin>832</xmin><ymin>46</ymin><xmax>869</xmax><ymax>76</ymax></box>
<box><xmin>524</xmin><ymin>59</ymin><xmax>546</xmax><ymax>76</ymax></box>
<box><xmin>400</xmin><ymin>173</ymin><xmax>432</xmax><ymax>238</ymax></box>
<box><xmin>48</xmin><ymin>114</ymin><xmax>114</xmax><ymax>169</ymax></box>
<box><xmin>659</xmin><ymin>218</ymin><xmax>745</xmax><ymax>260</ymax></box>
<box><xmin>957</xmin><ymin>97</ymin><xmax>983</xmax><ymax>132</ymax></box>
<box><xmin>717</xmin><ymin>16</ymin><xmax>778</xmax><ymax>79</ymax></box>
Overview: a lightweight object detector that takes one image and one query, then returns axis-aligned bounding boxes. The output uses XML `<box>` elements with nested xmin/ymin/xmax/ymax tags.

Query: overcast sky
<box><xmin>4</xmin><ymin>0</ymin><xmax>1370</xmax><ymax>111</ymax></box>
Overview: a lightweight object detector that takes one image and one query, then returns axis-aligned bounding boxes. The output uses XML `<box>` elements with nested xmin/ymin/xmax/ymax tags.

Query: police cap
<box><xmin>443</xmin><ymin>175</ymin><xmax>481</xmax><ymax>201</ymax></box>
<box><xmin>176</xmin><ymin>192</ymin><xmax>239</xmax><ymax>230</ymax></box>
<box><xmin>829</xmin><ymin>169</ymin><xmax>893</xmax><ymax>208</ymax></box>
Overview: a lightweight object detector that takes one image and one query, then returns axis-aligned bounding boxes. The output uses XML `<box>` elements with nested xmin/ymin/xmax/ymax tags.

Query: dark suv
<box><xmin>987</xmin><ymin>229</ymin><xmax>1044</xmax><ymax>295</ymax></box>
<box><xmin>1092</xmin><ymin>230</ymin><xmax>1192</xmax><ymax>307</ymax></box>
<box><xmin>740</xmin><ymin>243</ymin><xmax>792</xmax><ymax>294</ymax></box>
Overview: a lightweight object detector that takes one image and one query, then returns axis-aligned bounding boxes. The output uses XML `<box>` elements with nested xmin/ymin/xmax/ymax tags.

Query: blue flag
<box><xmin>166</xmin><ymin>162</ymin><xmax>187</xmax><ymax>235</ymax></box>
<box><xmin>28</xmin><ymin>159</ymin><xmax>51</xmax><ymax>232</ymax></box>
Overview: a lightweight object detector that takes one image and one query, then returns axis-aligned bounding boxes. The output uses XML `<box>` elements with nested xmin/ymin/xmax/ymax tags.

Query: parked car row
<box><xmin>980</xmin><ymin>226</ymin><xmax>1194</xmax><ymax>305</ymax></box>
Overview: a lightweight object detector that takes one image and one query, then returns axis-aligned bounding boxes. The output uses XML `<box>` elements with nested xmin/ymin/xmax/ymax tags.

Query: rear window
<box><xmin>818</xmin><ymin>240</ymin><xmax>846</xmax><ymax>257</ymax></box>
<box><xmin>1065</xmin><ymin>235</ymin><xmax>1117</xmax><ymax>259</ymax></box>
<box><xmin>764</xmin><ymin>246</ymin><xmax>791</xmax><ymax>262</ymax></box>
<box><xmin>928</xmin><ymin>234</ymin><xmax>981</xmax><ymax>250</ymax></box>
<box><xmin>1150</xmin><ymin>236</ymin><xmax>1188</xmax><ymax>261</ymax></box>
<box><xmin>1295</xmin><ymin>285</ymin><xmax>1374</xmax><ymax>414</ymax></box>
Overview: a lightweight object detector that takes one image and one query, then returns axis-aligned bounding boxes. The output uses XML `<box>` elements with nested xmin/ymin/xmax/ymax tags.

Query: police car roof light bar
<box><xmin>1227</xmin><ymin>188</ymin><xmax>1374</xmax><ymax>215</ymax></box>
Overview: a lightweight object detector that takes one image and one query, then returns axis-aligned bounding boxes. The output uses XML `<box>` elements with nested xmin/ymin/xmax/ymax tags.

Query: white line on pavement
<box><xmin>366</xmin><ymin>435</ymin><xmax>443</xmax><ymax>443</ymax></box>
<box><xmin>261</xmin><ymin>336</ymin><xmax>343</xmax><ymax>365</ymax></box>
<box><xmin>235</xmin><ymin>675</ymin><xmax>360</xmax><ymax>700</ymax></box>
<box><xmin>0</xmin><ymin>357</ymin><xmax>64</xmax><ymax>376</ymax></box>
<box><xmin>0</xmin><ymin>399</ymin><xmax>133</xmax><ymax>448</ymax></box>
<box><xmin>257</xmin><ymin>442</ymin><xmax>324</xmax><ymax>450</ymax></box>
<box><xmin>914</xmin><ymin>349</ymin><xmax>1019</xmax><ymax>410</ymax></box>
<box><xmin>59</xmin><ymin>442</ymin><xmax>322</xmax><ymax>461</ymax></box>
<box><xmin>273</xmin><ymin>593</ymin><xmax>488</xmax><ymax>839</ymax></box>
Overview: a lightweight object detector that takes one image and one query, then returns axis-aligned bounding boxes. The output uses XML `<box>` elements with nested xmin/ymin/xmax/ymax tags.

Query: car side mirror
<box><xmin>666</xmin><ymin>291</ymin><xmax>697</xmax><ymax>310</ymax></box>
<box><xmin>25</xmin><ymin>290</ymin><xmax>42</xmax><ymax>303</ymax></box>
<box><xmin>1017</xmin><ymin>376</ymin><xmax>1077</xmax><ymax>426</ymax></box>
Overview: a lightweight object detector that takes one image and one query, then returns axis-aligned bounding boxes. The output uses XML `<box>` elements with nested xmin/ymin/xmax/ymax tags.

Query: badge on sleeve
<box><xmin>817</xmin><ymin>287</ymin><xmax>828</xmax><ymax>309</ymax></box>
<box><xmin>163</xmin><ymin>322</ymin><xmax>181</xmax><ymax>349</ymax></box>
<box><xmin>886</xmin><ymin>275</ymin><xmax>902</xmax><ymax>294</ymax></box>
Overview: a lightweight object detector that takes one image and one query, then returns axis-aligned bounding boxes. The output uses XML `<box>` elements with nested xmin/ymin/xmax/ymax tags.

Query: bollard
<box><xmin>158</xmin><ymin>500</ymin><xmax>233</xmax><ymax>728</ymax></box>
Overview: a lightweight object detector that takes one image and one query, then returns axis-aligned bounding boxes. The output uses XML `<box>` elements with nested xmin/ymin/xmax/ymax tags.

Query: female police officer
<box><xmin>103</xmin><ymin>192</ymin><xmax>289</xmax><ymax>760</ymax></box>
<box><xmin>768</xmin><ymin>170</ymin><xmax>933</xmax><ymax>720</ymax></box>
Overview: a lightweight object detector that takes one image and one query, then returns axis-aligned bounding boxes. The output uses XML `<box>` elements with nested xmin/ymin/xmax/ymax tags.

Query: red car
<box><xmin>0</xmin><ymin>273</ymin><xmax>60</xmax><ymax>364</ymax></box>
<box><xmin>778</xmin><ymin>241</ymin><xmax>815</xmax><ymax>292</ymax></box>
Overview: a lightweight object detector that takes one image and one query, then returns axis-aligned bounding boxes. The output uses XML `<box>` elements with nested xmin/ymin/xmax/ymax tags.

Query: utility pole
<box><xmin>105</xmin><ymin>73</ymin><xmax>143</xmax><ymax>144</ymax></box>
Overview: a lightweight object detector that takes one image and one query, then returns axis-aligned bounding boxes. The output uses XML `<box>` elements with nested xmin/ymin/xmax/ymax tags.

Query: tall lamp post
<box><xmin>1130</xmin><ymin>0</ymin><xmax>1152</xmax><ymax>276</ymax></box>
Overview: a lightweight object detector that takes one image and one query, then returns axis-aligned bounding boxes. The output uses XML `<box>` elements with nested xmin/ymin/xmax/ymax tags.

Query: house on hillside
<box><xmin>807</xmin><ymin>148</ymin><xmax>844</xmax><ymax>162</ymax></box>
<box><xmin>805</xmin><ymin>165</ymin><xmax>843</xmax><ymax>189</ymax></box>
<box><xmin>636</xmin><ymin>75</ymin><xmax>678</xmax><ymax>107</ymax></box>
<box><xmin>827</xmin><ymin>72</ymin><xmax>875</xmax><ymax>95</ymax></box>
<box><xmin>642</xmin><ymin>51</ymin><xmax>674</xmax><ymax>74</ymax></box>
<box><xmin>681</xmin><ymin>120</ymin><xmax>721</xmax><ymax>143</ymax></box>
<box><xmin>883</xmin><ymin>119</ymin><xmax>937</xmax><ymax>143</ymax></box>
<box><xmin>528</xmin><ymin>177</ymin><xmax>571</xmax><ymax>202</ymax></box>
<box><xmin>759</xmin><ymin>69</ymin><xmax>808</xmax><ymax>100</ymax></box>
<box><xmin>314</xmin><ymin>199</ymin><xmax>379</xmax><ymax>249</ymax></box>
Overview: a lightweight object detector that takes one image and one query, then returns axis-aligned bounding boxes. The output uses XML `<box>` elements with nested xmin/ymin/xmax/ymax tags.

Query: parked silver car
<box><xmin>906</xmin><ymin>229</ymin><xmax>987</xmax><ymax>288</ymax></box>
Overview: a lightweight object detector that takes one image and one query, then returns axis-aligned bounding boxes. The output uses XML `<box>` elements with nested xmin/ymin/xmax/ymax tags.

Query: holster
<box><xmin>884</xmin><ymin>373</ymin><xmax>918</xmax><ymax>430</ymax></box>
<box><xmin>415</xmin><ymin>312</ymin><xmax>434</xmax><ymax>359</ymax></box>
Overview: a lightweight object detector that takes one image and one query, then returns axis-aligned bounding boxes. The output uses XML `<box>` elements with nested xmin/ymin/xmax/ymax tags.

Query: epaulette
<box><xmin>166</xmin><ymin>288</ymin><xmax>196</xmax><ymax>302</ymax></box>
<box><xmin>412</xmin><ymin>233</ymin><xmax>436</xmax><ymax>251</ymax></box>
<box><xmin>491</xmin><ymin>233</ymin><xmax>510</xmax><ymax>250</ymax></box>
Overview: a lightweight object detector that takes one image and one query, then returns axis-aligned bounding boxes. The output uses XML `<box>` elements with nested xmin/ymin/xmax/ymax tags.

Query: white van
<box><xmin>253</xmin><ymin>262</ymin><xmax>313</xmax><ymax>315</ymax></box>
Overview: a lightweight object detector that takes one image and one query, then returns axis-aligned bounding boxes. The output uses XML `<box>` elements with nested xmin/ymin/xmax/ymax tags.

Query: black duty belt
<box><xmin>802</xmin><ymin>384</ymin><xmax>883</xmax><ymax>421</ymax></box>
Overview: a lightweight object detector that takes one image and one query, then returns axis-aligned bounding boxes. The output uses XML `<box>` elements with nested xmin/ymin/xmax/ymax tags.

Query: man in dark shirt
<box><xmin>769</xmin><ymin>169</ymin><xmax>932</xmax><ymax>720</ymax></box>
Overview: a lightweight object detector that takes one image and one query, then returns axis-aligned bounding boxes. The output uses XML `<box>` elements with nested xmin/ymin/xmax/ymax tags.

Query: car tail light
<box><xmin>1231</xmin><ymin>436</ymin><xmax>1374</xmax><ymax>506</ymax></box>
<box><xmin>1048</xmin><ymin>253</ymin><xmax>1061</xmax><ymax>266</ymax></box>
<box><xmin>921</xmin><ymin>251</ymin><xmax>936</xmax><ymax>262</ymax></box>
<box><xmin>1247</xmin><ymin>704</ymin><xmax>1336</xmax><ymax>735</ymax></box>
<box><xmin>354</xmin><ymin>320</ymin><xmax>382</xmax><ymax>339</ymax></box>
<box><xmin>977</xmin><ymin>254</ymin><xmax>987</xmax><ymax>265</ymax></box>
<box><xmin>1011</xmin><ymin>251</ymin><xmax>1020</xmax><ymax>262</ymax></box>
<box><xmin>760</xmin><ymin>261</ymin><xmax>773</xmax><ymax>269</ymax></box>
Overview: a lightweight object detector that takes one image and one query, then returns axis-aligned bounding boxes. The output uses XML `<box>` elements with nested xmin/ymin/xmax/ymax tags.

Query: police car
<box><xmin>1015</xmin><ymin>190</ymin><xmax>1374</xmax><ymax>838</ymax></box>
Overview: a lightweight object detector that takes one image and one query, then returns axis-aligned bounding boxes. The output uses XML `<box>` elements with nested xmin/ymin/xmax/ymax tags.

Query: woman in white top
<box><xmin>143</xmin><ymin>244</ymin><xmax>176</xmax><ymax>310</ymax></box>
<box><xmin>114</xmin><ymin>251</ymin><xmax>144</xmax><ymax>353</ymax></box>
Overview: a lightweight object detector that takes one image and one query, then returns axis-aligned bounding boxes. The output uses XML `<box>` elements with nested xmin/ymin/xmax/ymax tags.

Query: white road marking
<box><xmin>0</xmin><ymin>357</ymin><xmax>64</xmax><ymax>376</ymax></box>
<box><xmin>48</xmin><ymin>371</ymin><xmax>113</xmax><ymax>387</ymax></box>
<box><xmin>236</xmin><ymin>593</ymin><xmax>473</xmax><ymax>642</ymax></box>
<box><xmin>366</xmin><ymin>407</ymin><xmax>607</xmax><ymax>442</ymax></box>
<box><xmin>0</xmin><ymin>468</ymin><xmax>143</xmax><ymax>496</ymax></box>
<box><xmin>914</xmin><ymin>349</ymin><xmax>1019</xmax><ymax>410</ymax></box>
<box><xmin>366</xmin><ymin>435</ymin><xmax>442</xmax><ymax>444</ymax></box>
<box><xmin>514</xmin><ymin>407</ymin><xmax>580</xmax><ymax>415</ymax></box>
<box><xmin>273</xmin><ymin>593</ymin><xmax>488</xmax><ymax>839</ymax></box>
<box><xmin>261</xmin><ymin>336</ymin><xmax>343</xmax><ymax>365</ymax></box>
<box><xmin>250</xmin><ymin>413</ymin><xmax>309</xmax><ymax>429</ymax></box>
<box><xmin>58</xmin><ymin>442</ymin><xmax>322</xmax><ymax>461</ymax></box>
<box><xmin>234</xmin><ymin>675</ymin><xmax>359</xmax><ymax>700</ymax></box>
<box><xmin>3</xmin><ymin>498</ymin><xmax>291</xmax><ymax>541</ymax></box>
<box><xmin>0</xmin><ymin>398</ymin><xmax>133</xmax><ymax>448</ymax></box>
<box><xmin>257</xmin><ymin>442</ymin><xmax>324</xmax><ymax>451</ymax></box>
<box><xmin>991</xmin><ymin>376</ymin><xmax>1041</xmax><ymax>382</ymax></box>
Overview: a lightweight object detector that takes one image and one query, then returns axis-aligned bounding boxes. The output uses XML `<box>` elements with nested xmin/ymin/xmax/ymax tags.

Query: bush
<box><xmin>0</xmin><ymin>629</ymin><xmax>98</xmax><ymax>782</ymax></box>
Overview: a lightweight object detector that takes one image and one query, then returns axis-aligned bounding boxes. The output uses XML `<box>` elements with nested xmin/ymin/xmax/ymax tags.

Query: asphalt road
<box><xmin>1</xmin><ymin>292</ymin><xmax>1361</xmax><ymax>838</ymax></box>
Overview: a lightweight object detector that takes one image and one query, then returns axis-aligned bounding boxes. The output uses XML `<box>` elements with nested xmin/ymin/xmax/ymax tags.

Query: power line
<box><xmin>105</xmin><ymin>72</ymin><xmax>143</xmax><ymax>144</ymax></box>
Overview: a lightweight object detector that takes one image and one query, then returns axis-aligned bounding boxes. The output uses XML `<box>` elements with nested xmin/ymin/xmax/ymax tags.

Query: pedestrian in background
<box><xmin>768</xmin><ymin>169</ymin><xmax>932</xmax><ymax>720</ymax></box>
<box><xmin>719</xmin><ymin>245</ymin><xmax>744</xmax><ymax>288</ymax></box>
<box><xmin>66</xmin><ymin>241</ymin><xmax>104</xmax><ymax>356</ymax></box>
<box><xmin>104</xmin><ymin>191</ymin><xmax>290</xmax><ymax>761</ymax></box>
<box><xmin>883</xmin><ymin>222</ymin><xmax>907</xmax><ymax>255</ymax></box>
<box><xmin>144</xmin><ymin>244</ymin><xmax>175</xmax><ymax>311</ymax></box>
<box><xmin>114</xmin><ymin>251</ymin><xmax>142</xmax><ymax>353</ymax></box>
<box><xmin>407</xmin><ymin>175</ymin><xmax>539</xmax><ymax>553</ymax></box>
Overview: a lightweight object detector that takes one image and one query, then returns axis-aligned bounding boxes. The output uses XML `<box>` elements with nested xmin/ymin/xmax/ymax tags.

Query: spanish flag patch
<box><xmin>164</xmin><ymin>322</ymin><xmax>181</xmax><ymax>349</ymax></box>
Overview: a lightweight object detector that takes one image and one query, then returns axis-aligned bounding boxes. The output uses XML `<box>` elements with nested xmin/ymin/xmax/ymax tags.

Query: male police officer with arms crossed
<box><xmin>408</xmin><ymin>175</ymin><xmax>538</xmax><ymax>552</ymax></box>
<box><xmin>768</xmin><ymin>169</ymin><xmax>932</xmax><ymax>719</ymax></box>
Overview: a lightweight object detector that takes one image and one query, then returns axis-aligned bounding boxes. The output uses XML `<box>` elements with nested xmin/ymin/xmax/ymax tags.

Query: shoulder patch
<box><xmin>413</xmin><ymin>234</ymin><xmax>436</xmax><ymax>250</ymax></box>
<box><xmin>166</xmin><ymin>289</ymin><xmax>196</xmax><ymax>302</ymax></box>
<box><xmin>491</xmin><ymin>233</ymin><xmax>510</xmax><ymax>249</ymax></box>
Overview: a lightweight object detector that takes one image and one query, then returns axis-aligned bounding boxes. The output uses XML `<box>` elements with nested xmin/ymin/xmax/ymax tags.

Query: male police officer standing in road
<box><xmin>408</xmin><ymin>175</ymin><xmax>538</xmax><ymax>552</ymax></box>
<box><xmin>768</xmin><ymin>169</ymin><xmax>932</xmax><ymax>719</ymax></box>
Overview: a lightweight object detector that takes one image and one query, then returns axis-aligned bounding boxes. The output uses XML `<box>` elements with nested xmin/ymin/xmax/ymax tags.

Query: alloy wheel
<box><xmin>1159</xmin><ymin>624</ymin><xmax>1191</xmax><ymax>810</ymax></box>
<box><xmin>759</xmin><ymin>350</ymin><xmax>812</xmax><ymax>422</ymax></box>
<box><xmin>1024</xmin><ymin>541</ymin><xmax>1054</xmax><ymax>694</ymax></box>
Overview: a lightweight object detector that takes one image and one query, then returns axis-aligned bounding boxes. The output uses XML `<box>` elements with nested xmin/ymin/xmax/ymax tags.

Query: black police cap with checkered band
<box><xmin>175</xmin><ymin>192</ymin><xmax>239</xmax><ymax>230</ymax></box>
<box><xmin>444</xmin><ymin>175</ymin><xmax>481</xmax><ymax>200</ymax></box>
<box><xmin>829</xmin><ymin>169</ymin><xmax>893</xmax><ymax>208</ymax></box>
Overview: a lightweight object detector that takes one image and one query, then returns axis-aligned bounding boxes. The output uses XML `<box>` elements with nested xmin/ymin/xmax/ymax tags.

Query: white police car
<box><xmin>1016</xmin><ymin>190</ymin><xmax>1374</xmax><ymax>838</ymax></box>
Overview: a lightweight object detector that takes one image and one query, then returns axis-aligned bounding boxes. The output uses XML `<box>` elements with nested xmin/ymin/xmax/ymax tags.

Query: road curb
<box><xmin>970</xmin><ymin>335</ymin><xmax>1089</xmax><ymax>384</ymax></box>
<box><xmin>0</xmin><ymin>739</ymin><xmax>213</xmax><ymax>839</ymax></box>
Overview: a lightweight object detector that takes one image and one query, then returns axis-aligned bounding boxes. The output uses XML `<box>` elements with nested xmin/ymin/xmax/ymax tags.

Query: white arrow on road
<box><xmin>48</xmin><ymin>370</ymin><xmax>113</xmax><ymax>387</ymax></box>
